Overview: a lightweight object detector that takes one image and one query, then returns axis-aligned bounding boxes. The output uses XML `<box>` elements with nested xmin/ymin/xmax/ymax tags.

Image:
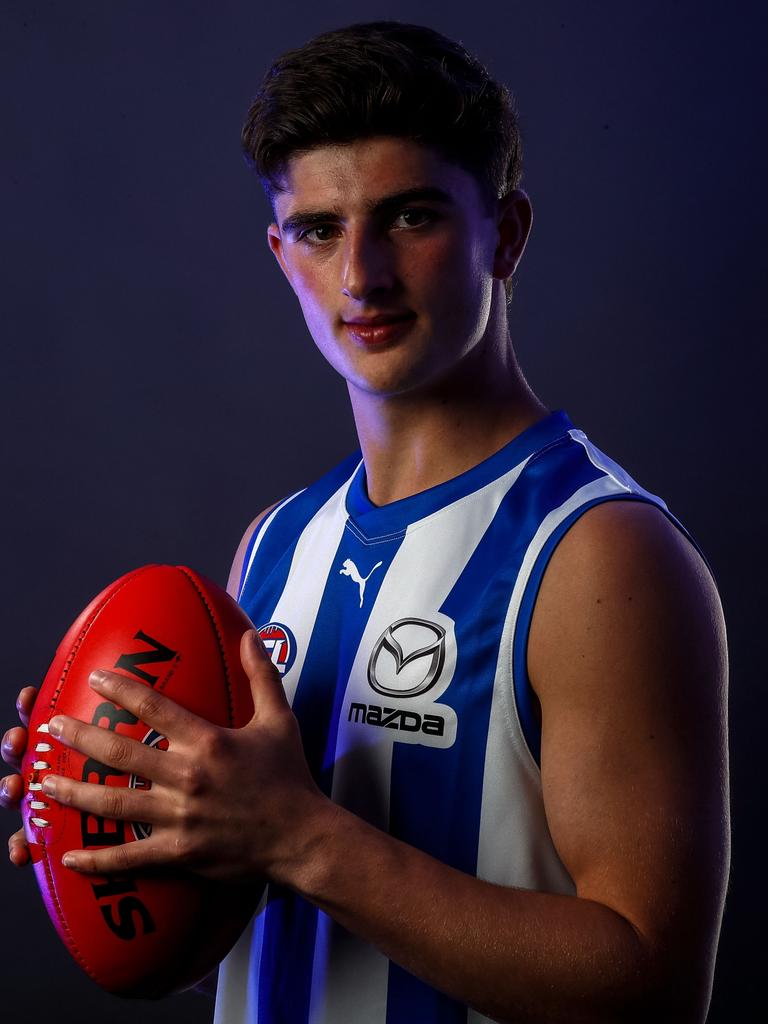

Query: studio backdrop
<box><xmin>1</xmin><ymin>2</ymin><xmax>764</xmax><ymax>1021</ymax></box>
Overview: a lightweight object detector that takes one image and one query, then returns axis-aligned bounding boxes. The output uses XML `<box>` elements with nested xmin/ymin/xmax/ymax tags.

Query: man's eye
<box><xmin>297</xmin><ymin>225</ymin><xmax>337</xmax><ymax>244</ymax></box>
<box><xmin>394</xmin><ymin>207</ymin><xmax>436</xmax><ymax>228</ymax></box>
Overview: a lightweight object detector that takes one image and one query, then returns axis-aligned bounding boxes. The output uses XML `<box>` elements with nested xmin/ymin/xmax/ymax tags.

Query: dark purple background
<box><xmin>1</xmin><ymin>2</ymin><xmax>764</xmax><ymax>1020</ymax></box>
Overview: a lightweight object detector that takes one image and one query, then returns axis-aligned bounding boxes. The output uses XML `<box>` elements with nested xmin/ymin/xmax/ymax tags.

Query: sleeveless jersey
<box><xmin>214</xmin><ymin>409</ymin><xmax>704</xmax><ymax>1024</ymax></box>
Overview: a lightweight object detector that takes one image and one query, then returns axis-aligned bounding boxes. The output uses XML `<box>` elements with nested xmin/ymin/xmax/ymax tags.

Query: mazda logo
<box><xmin>367</xmin><ymin>618</ymin><xmax>446</xmax><ymax>698</ymax></box>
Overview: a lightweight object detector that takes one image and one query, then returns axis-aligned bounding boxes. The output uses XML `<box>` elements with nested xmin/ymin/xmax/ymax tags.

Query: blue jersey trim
<box><xmin>345</xmin><ymin>410</ymin><xmax>575</xmax><ymax>538</ymax></box>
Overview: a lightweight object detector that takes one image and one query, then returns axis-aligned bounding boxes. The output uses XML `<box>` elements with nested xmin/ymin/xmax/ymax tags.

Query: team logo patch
<box><xmin>129</xmin><ymin>729</ymin><xmax>169</xmax><ymax>840</ymax></box>
<box><xmin>258</xmin><ymin>622</ymin><xmax>297</xmax><ymax>677</ymax></box>
<box><xmin>367</xmin><ymin>618</ymin><xmax>446</xmax><ymax>698</ymax></box>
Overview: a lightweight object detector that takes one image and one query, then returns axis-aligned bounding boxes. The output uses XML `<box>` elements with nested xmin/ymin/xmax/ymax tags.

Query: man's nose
<box><xmin>341</xmin><ymin>229</ymin><xmax>396</xmax><ymax>299</ymax></box>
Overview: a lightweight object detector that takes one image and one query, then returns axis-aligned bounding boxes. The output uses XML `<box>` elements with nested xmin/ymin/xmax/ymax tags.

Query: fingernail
<box><xmin>62</xmin><ymin>854</ymin><xmax>77</xmax><ymax>869</ymax></box>
<box><xmin>42</xmin><ymin>776</ymin><xmax>56</xmax><ymax>796</ymax></box>
<box><xmin>0</xmin><ymin>778</ymin><xmax>8</xmax><ymax>798</ymax></box>
<box><xmin>89</xmin><ymin>670</ymin><xmax>108</xmax><ymax>688</ymax></box>
<box><xmin>48</xmin><ymin>717</ymin><xmax>64</xmax><ymax>738</ymax></box>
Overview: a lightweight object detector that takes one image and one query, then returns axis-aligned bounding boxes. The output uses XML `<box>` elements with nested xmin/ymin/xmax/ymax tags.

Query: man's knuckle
<box><xmin>199</xmin><ymin>728</ymin><xmax>228</xmax><ymax>761</ymax></box>
<box><xmin>137</xmin><ymin>692</ymin><xmax>164</xmax><ymax>724</ymax></box>
<box><xmin>110</xmin><ymin>844</ymin><xmax>131</xmax><ymax>870</ymax></box>
<box><xmin>173</xmin><ymin>793</ymin><xmax>198</xmax><ymax>826</ymax></box>
<box><xmin>104</xmin><ymin>787</ymin><xmax>126</xmax><ymax>818</ymax></box>
<box><xmin>178</xmin><ymin>761</ymin><xmax>205</xmax><ymax>796</ymax></box>
<box><xmin>105</xmin><ymin>736</ymin><xmax>131</xmax><ymax>769</ymax></box>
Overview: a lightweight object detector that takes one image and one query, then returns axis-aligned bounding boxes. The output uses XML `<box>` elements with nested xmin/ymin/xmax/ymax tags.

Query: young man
<box><xmin>2</xmin><ymin>21</ymin><xmax>729</xmax><ymax>1024</ymax></box>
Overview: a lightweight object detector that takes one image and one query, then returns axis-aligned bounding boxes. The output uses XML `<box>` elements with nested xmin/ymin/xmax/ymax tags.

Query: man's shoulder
<box><xmin>550</xmin><ymin>498</ymin><xmax>711</xmax><ymax>583</ymax></box>
<box><xmin>527</xmin><ymin>497</ymin><xmax>723</xmax><ymax>704</ymax></box>
<box><xmin>533</xmin><ymin>497</ymin><xmax>717</xmax><ymax>614</ymax></box>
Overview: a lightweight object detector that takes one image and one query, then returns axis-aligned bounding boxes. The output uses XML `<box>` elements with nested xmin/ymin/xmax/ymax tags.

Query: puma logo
<box><xmin>340</xmin><ymin>558</ymin><xmax>383</xmax><ymax>608</ymax></box>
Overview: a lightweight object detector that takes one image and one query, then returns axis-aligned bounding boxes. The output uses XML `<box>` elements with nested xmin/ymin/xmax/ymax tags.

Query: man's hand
<box><xmin>2</xmin><ymin>685</ymin><xmax>38</xmax><ymax>867</ymax></box>
<box><xmin>38</xmin><ymin>630</ymin><xmax>329</xmax><ymax>883</ymax></box>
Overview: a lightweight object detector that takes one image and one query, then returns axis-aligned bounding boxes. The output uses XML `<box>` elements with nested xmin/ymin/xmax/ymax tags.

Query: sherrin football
<box><xmin>20</xmin><ymin>564</ymin><xmax>264</xmax><ymax>997</ymax></box>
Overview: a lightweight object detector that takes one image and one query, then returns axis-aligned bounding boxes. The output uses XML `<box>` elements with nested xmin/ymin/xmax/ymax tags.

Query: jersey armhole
<box><xmin>510</xmin><ymin>493</ymin><xmax>708</xmax><ymax>767</ymax></box>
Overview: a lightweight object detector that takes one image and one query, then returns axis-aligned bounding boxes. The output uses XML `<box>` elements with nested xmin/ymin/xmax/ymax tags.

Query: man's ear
<box><xmin>266</xmin><ymin>223</ymin><xmax>296</xmax><ymax>293</ymax></box>
<box><xmin>492</xmin><ymin>189</ymin><xmax>533</xmax><ymax>282</ymax></box>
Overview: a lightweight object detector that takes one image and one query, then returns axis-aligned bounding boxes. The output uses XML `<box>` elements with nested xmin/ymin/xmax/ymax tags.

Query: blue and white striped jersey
<box><xmin>214</xmin><ymin>409</ymin><xmax>702</xmax><ymax>1024</ymax></box>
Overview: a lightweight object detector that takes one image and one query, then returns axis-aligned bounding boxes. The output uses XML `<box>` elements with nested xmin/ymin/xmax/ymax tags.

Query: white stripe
<box><xmin>474</xmin><ymin>476</ymin><xmax>632</xmax><ymax>896</ymax></box>
<box><xmin>311</xmin><ymin>452</ymin><xmax>533</xmax><ymax>1024</ymax></box>
<box><xmin>238</xmin><ymin>488</ymin><xmax>306</xmax><ymax>601</ymax></box>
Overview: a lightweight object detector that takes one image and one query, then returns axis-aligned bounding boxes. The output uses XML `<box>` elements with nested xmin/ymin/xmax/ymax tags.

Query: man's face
<box><xmin>266</xmin><ymin>136</ymin><xmax>527</xmax><ymax>400</ymax></box>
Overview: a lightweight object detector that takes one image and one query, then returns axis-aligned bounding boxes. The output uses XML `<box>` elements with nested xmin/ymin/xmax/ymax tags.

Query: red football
<box><xmin>20</xmin><ymin>564</ymin><xmax>264</xmax><ymax>997</ymax></box>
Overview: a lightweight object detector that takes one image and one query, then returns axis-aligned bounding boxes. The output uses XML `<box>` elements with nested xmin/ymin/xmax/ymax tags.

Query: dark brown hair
<box><xmin>242</xmin><ymin>20</ymin><xmax>524</xmax><ymax>300</ymax></box>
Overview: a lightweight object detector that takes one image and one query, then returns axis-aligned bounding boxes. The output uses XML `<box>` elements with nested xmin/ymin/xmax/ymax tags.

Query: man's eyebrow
<box><xmin>280</xmin><ymin>186</ymin><xmax>456</xmax><ymax>235</ymax></box>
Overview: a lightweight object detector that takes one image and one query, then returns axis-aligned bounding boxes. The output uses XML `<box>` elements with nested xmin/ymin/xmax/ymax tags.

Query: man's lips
<box><xmin>343</xmin><ymin>314</ymin><xmax>417</xmax><ymax>344</ymax></box>
<box><xmin>343</xmin><ymin>313</ymin><xmax>416</xmax><ymax>325</ymax></box>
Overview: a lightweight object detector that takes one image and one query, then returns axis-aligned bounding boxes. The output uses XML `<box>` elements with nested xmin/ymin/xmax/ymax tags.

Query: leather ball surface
<box><xmin>21</xmin><ymin>564</ymin><xmax>264</xmax><ymax>997</ymax></box>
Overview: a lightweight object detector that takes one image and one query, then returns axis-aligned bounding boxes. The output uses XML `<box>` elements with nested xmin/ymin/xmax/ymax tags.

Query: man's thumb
<box><xmin>240</xmin><ymin>629</ymin><xmax>287</xmax><ymax>714</ymax></box>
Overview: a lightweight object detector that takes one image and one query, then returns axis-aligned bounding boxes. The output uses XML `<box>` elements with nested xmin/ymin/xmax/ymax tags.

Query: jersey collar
<box><xmin>345</xmin><ymin>409</ymin><xmax>575</xmax><ymax>538</ymax></box>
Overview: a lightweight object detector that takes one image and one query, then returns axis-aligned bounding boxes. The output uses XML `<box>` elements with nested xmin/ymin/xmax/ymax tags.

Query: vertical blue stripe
<box><xmin>258</xmin><ymin>528</ymin><xmax>404</xmax><ymax>1024</ymax></box>
<box><xmin>384</xmin><ymin>442</ymin><xmax>601</xmax><ymax>1023</ymax></box>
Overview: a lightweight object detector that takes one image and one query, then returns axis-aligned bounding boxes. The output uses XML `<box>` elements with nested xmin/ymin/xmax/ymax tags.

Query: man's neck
<box><xmin>349</xmin><ymin>337</ymin><xmax>548</xmax><ymax>508</ymax></box>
